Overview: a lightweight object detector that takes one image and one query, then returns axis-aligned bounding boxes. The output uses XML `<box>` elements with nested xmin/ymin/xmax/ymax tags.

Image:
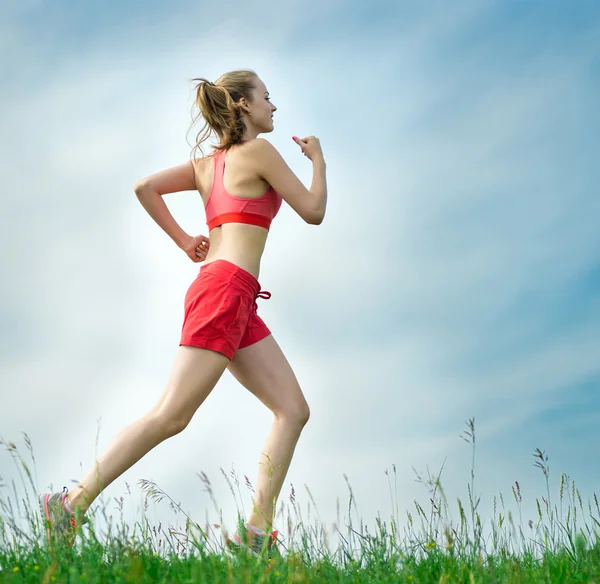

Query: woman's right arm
<box><xmin>252</xmin><ymin>138</ymin><xmax>327</xmax><ymax>225</ymax></box>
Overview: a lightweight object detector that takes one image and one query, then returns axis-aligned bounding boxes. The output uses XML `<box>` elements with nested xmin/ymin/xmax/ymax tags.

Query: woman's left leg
<box><xmin>227</xmin><ymin>334</ymin><xmax>310</xmax><ymax>533</ymax></box>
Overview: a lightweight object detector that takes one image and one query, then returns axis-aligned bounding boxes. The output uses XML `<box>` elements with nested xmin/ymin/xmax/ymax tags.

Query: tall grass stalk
<box><xmin>1</xmin><ymin>420</ymin><xmax>600</xmax><ymax>582</ymax></box>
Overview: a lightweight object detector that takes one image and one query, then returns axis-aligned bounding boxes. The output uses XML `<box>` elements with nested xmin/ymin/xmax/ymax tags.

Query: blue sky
<box><xmin>1</xmin><ymin>0</ymin><xmax>599</xmax><ymax>548</ymax></box>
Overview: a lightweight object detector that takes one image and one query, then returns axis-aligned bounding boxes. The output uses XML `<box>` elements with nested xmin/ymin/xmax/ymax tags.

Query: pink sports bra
<box><xmin>204</xmin><ymin>149</ymin><xmax>282</xmax><ymax>231</ymax></box>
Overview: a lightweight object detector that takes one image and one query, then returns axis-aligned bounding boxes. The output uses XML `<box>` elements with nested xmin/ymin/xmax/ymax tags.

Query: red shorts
<box><xmin>179</xmin><ymin>259</ymin><xmax>272</xmax><ymax>359</ymax></box>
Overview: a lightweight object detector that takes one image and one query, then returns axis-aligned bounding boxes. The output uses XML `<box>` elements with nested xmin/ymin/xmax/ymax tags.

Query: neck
<box><xmin>241</xmin><ymin>115</ymin><xmax>261</xmax><ymax>142</ymax></box>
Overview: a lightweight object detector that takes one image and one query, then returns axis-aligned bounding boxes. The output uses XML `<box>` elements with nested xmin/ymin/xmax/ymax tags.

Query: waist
<box><xmin>201</xmin><ymin>251</ymin><xmax>262</xmax><ymax>281</ymax></box>
<box><xmin>198</xmin><ymin>259</ymin><xmax>262</xmax><ymax>293</ymax></box>
<box><xmin>203</xmin><ymin>224</ymin><xmax>268</xmax><ymax>279</ymax></box>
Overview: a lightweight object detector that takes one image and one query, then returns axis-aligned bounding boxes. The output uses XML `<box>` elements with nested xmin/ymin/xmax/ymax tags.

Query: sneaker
<box><xmin>39</xmin><ymin>487</ymin><xmax>86</xmax><ymax>546</ymax></box>
<box><xmin>226</xmin><ymin>524</ymin><xmax>281</xmax><ymax>560</ymax></box>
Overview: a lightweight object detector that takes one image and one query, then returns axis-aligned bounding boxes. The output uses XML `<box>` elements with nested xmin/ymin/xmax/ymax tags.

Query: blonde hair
<box><xmin>188</xmin><ymin>69</ymin><xmax>258</xmax><ymax>159</ymax></box>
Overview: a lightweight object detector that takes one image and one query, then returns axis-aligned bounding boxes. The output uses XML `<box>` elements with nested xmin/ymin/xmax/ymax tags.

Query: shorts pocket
<box><xmin>226</xmin><ymin>292</ymin><xmax>250</xmax><ymax>334</ymax></box>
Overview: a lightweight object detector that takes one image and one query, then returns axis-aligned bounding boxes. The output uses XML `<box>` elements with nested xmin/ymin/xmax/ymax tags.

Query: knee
<box><xmin>164</xmin><ymin>417</ymin><xmax>190</xmax><ymax>438</ymax></box>
<box><xmin>279</xmin><ymin>401</ymin><xmax>310</xmax><ymax>428</ymax></box>
<box><xmin>299</xmin><ymin>402</ymin><xmax>311</xmax><ymax>426</ymax></box>
<box><xmin>147</xmin><ymin>409</ymin><xmax>190</xmax><ymax>439</ymax></box>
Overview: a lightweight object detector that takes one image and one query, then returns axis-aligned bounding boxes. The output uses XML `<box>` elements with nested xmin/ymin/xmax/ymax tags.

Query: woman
<box><xmin>39</xmin><ymin>69</ymin><xmax>327</xmax><ymax>557</ymax></box>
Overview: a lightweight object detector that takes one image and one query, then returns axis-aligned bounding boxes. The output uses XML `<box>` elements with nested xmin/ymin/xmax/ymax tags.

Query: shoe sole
<box><xmin>226</xmin><ymin>535</ymin><xmax>259</xmax><ymax>557</ymax></box>
<box><xmin>226</xmin><ymin>534</ymin><xmax>281</xmax><ymax>560</ymax></box>
<box><xmin>39</xmin><ymin>494</ymin><xmax>52</xmax><ymax>544</ymax></box>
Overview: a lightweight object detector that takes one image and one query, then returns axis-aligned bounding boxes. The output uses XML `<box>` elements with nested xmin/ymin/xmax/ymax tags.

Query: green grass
<box><xmin>1</xmin><ymin>418</ymin><xmax>600</xmax><ymax>583</ymax></box>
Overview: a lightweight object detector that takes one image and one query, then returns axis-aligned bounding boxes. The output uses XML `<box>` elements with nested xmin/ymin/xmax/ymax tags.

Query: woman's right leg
<box><xmin>67</xmin><ymin>345</ymin><xmax>230</xmax><ymax>513</ymax></box>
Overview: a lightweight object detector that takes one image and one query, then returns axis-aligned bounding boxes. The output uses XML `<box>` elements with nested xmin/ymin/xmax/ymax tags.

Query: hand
<box><xmin>292</xmin><ymin>135</ymin><xmax>323</xmax><ymax>162</ymax></box>
<box><xmin>182</xmin><ymin>234</ymin><xmax>210</xmax><ymax>263</ymax></box>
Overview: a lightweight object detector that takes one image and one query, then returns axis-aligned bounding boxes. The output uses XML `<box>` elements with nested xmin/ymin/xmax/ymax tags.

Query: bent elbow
<box><xmin>134</xmin><ymin>179</ymin><xmax>150</xmax><ymax>196</ymax></box>
<box><xmin>306</xmin><ymin>211</ymin><xmax>324</xmax><ymax>225</ymax></box>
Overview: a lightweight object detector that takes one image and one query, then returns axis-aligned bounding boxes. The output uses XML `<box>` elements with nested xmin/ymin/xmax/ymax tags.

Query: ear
<box><xmin>238</xmin><ymin>97</ymin><xmax>251</xmax><ymax>114</ymax></box>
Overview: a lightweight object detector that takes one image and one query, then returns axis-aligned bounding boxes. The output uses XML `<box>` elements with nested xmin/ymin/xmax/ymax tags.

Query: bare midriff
<box><xmin>202</xmin><ymin>222</ymin><xmax>269</xmax><ymax>280</ymax></box>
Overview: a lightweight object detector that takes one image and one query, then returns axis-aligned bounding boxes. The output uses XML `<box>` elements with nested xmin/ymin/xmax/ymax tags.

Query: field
<box><xmin>1</xmin><ymin>419</ymin><xmax>599</xmax><ymax>583</ymax></box>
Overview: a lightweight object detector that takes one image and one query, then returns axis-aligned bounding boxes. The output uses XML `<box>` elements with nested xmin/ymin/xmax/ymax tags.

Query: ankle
<box><xmin>246</xmin><ymin>517</ymin><xmax>274</xmax><ymax>535</ymax></box>
<box><xmin>247</xmin><ymin>523</ymin><xmax>267</xmax><ymax>536</ymax></box>
<box><xmin>67</xmin><ymin>488</ymin><xmax>89</xmax><ymax>514</ymax></box>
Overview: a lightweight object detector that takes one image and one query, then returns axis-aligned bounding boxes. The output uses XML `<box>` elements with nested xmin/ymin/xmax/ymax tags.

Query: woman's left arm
<box><xmin>134</xmin><ymin>161</ymin><xmax>209</xmax><ymax>260</ymax></box>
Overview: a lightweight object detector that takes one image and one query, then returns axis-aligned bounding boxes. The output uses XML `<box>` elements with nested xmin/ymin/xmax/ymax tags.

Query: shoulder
<box><xmin>245</xmin><ymin>138</ymin><xmax>278</xmax><ymax>155</ymax></box>
<box><xmin>191</xmin><ymin>150</ymin><xmax>216</xmax><ymax>165</ymax></box>
<box><xmin>190</xmin><ymin>152</ymin><xmax>216</xmax><ymax>173</ymax></box>
<box><xmin>244</xmin><ymin>139</ymin><xmax>284</xmax><ymax>169</ymax></box>
<box><xmin>189</xmin><ymin>153</ymin><xmax>216</xmax><ymax>189</ymax></box>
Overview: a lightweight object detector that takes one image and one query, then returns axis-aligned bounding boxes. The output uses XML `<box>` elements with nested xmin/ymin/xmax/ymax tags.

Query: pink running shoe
<box><xmin>39</xmin><ymin>487</ymin><xmax>86</xmax><ymax>546</ymax></box>
<box><xmin>226</xmin><ymin>524</ymin><xmax>282</xmax><ymax>560</ymax></box>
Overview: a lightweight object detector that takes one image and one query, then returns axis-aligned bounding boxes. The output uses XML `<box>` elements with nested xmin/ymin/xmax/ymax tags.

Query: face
<box><xmin>243</xmin><ymin>77</ymin><xmax>277</xmax><ymax>133</ymax></box>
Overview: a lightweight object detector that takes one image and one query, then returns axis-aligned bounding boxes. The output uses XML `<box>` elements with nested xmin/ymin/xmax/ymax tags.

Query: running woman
<box><xmin>39</xmin><ymin>69</ymin><xmax>327</xmax><ymax>557</ymax></box>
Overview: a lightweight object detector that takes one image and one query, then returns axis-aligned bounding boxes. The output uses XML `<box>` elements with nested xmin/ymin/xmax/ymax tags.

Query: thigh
<box><xmin>153</xmin><ymin>345</ymin><xmax>231</xmax><ymax>425</ymax></box>
<box><xmin>228</xmin><ymin>335</ymin><xmax>308</xmax><ymax>415</ymax></box>
<box><xmin>238</xmin><ymin>310</ymin><xmax>271</xmax><ymax>351</ymax></box>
